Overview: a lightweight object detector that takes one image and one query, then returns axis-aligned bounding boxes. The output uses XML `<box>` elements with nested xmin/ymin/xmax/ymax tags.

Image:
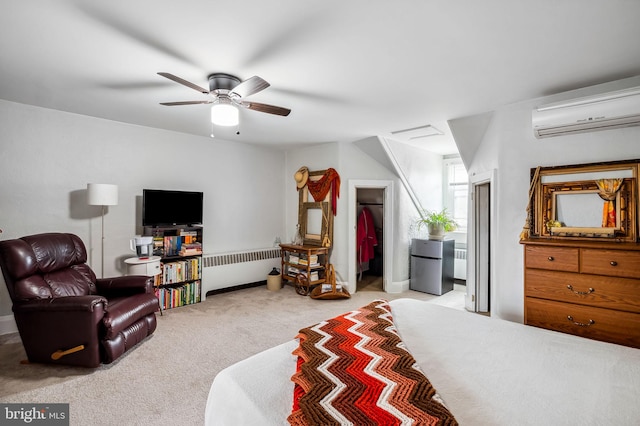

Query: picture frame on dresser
<box><xmin>530</xmin><ymin>159</ymin><xmax>639</xmax><ymax>242</ymax></box>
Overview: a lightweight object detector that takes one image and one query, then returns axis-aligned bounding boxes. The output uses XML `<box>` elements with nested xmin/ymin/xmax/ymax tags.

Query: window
<box><xmin>443</xmin><ymin>157</ymin><xmax>468</xmax><ymax>232</ymax></box>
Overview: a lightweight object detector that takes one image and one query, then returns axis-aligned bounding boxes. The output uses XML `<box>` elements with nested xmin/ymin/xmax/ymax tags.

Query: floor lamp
<box><xmin>87</xmin><ymin>183</ymin><xmax>118</xmax><ymax>278</ymax></box>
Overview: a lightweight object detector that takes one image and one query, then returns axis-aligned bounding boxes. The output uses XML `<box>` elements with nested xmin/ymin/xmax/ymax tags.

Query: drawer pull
<box><xmin>610</xmin><ymin>261</ymin><xmax>618</xmax><ymax>266</ymax></box>
<box><xmin>547</xmin><ymin>256</ymin><xmax>554</xmax><ymax>261</ymax></box>
<box><xmin>567</xmin><ymin>316</ymin><xmax>595</xmax><ymax>327</ymax></box>
<box><xmin>566</xmin><ymin>285</ymin><xmax>594</xmax><ymax>295</ymax></box>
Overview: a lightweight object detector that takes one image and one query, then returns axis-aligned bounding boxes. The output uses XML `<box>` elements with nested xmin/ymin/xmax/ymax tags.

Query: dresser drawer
<box><xmin>525</xmin><ymin>269</ymin><xmax>640</xmax><ymax>313</ymax></box>
<box><xmin>581</xmin><ymin>249</ymin><xmax>640</xmax><ymax>278</ymax></box>
<box><xmin>525</xmin><ymin>298</ymin><xmax>640</xmax><ymax>348</ymax></box>
<box><xmin>525</xmin><ymin>246</ymin><xmax>579</xmax><ymax>272</ymax></box>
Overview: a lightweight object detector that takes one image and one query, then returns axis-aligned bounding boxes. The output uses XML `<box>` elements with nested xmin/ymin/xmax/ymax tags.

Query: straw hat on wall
<box><xmin>294</xmin><ymin>166</ymin><xmax>309</xmax><ymax>189</ymax></box>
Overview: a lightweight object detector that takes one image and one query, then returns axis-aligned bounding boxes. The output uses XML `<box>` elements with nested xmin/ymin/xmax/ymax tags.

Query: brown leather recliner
<box><xmin>0</xmin><ymin>233</ymin><xmax>158</xmax><ymax>367</ymax></box>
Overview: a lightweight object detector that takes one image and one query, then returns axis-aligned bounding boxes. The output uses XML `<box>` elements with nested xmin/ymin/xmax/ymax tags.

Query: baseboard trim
<box><xmin>385</xmin><ymin>279</ymin><xmax>410</xmax><ymax>294</ymax></box>
<box><xmin>205</xmin><ymin>280</ymin><xmax>266</xmax><ymax>297</ymax></box>
<box><xmin>0</xmin><ymin>314</ymin><xmax>17</xmax><ymax>335</ymax></box>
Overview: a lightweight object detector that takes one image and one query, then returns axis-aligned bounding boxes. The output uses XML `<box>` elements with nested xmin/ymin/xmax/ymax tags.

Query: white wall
<box><xmin>385</xmin><ymin>138</ymin><xmax>443</xmax><ymax>215</ymax></box>
<box><xmin>455</xmin><ymin>76</ymin><xmax>640</xmax><ymax>322</ymax></box>
<box><xmin>0</xmin><ymin>100</ymin><xmax>285</xmax><ymax>321</ymax></box>
<box><xmin>0</xmin><ymin>99</ymin><xmax>443</xmax><ymax>332</ymax></box>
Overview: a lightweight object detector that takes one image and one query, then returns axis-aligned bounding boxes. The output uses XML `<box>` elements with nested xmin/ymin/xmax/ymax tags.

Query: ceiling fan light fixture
<box><xmin>211</xmin><ymin>103</ymin><xmax>239</xmax><ymax>126</ymax></box>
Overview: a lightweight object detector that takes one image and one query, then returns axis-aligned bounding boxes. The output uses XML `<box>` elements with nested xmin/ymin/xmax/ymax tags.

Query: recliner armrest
<box><xmin>11</xmin><ymin>296</ymin><xmax>107</xmax><ymax>368</ymax></box>
<box><xmin>13</xmin><ymin>295</ymin><xmax>107</xmax><ymax>313</ymax></box>
<box><xmin>96</xmin><ymin>275</ymin><xmax>154</xmax><ymax>298</ymax></box>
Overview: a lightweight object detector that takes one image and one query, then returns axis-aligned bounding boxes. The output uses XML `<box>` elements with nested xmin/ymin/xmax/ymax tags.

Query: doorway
<box><xmin>347</xmin><ymin>180</ymin><xmax>394</xmax><ymax>294</ymax></box>
<box><xmin>355</xmin><ymin>188</ymin><xmax>384</xmax><ymax>292</ymax></box>
<box><xmin>474</xmin><ymin>182</ymin><xmax>490</xmax><ymax>313</ymax></box>
<box><xmin>467</xmin><ymin>169</ymin><xmax>495</xmax><ymax>313</ymax></box>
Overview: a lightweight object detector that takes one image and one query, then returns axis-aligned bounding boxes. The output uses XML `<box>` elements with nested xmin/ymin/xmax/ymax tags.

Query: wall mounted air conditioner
<box><xmin>532</xmin><ymin>86</ymin><xmax>640</xmax><ymax>138</ymax></box>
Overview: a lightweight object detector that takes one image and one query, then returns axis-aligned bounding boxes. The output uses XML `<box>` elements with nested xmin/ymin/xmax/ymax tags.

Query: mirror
<box><xmin>531</xmin><ymin>159</ymin><xmax>638</xmax><ymax>241</ymax></box>
<box><xmin>554</xmin><ymin>191</ymin><xmax>614</xmax><ymax>228</ymax></box>
<box><xmin>549</xmin><ymin>188</ymin><xmax>620</xmax><ymax>236</ymax></box>
<box><xmin>299</xmin><ymin>202</ymin><xmax>332</xmax><ymax>246</ymax></box>
<box><xmin>306</xmin><ymin>208</ymin><xmax>322</xmax><ymax>235</ymax></box>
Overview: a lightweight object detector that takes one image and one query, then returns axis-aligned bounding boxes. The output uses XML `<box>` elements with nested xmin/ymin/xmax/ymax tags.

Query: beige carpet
<box><xmin>0</xmin><ymin>284</ymin><xmax>464</xmax><ymax>425</ymax></box>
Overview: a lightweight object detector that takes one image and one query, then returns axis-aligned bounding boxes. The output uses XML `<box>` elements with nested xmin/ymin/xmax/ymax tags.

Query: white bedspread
<box><xmin>205</xmin><ymin>298</ymin><xmax>640</xmax><ymax>425</ymax></box>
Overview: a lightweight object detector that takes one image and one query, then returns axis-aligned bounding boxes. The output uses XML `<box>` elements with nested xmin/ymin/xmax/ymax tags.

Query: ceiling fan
<box><xmin>157</xmin><ymin>72</ymin><xmax>291</xmax><ymax>124</ymax></box>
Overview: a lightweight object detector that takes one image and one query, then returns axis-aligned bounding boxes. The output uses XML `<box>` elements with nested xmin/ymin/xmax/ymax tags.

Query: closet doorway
<box><xmin>347</xmin><ymin>180</ymin><xmax>394</xmax><ymax>294</ymax></box>
<box><xmin>356</xmin><ymin>188</ymin><xmax>385</xmax><ymax>291</ymax></box>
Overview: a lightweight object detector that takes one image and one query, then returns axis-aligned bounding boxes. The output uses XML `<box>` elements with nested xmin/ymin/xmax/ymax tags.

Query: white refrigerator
<box><xmin>410</xmin><ymin>238</ymin><xmax>454</xmax><ymax>295</ymax></box>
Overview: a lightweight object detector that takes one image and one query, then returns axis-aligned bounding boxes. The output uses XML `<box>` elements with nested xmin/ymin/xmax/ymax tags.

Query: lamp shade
<box><xmin>87</xmin><ymin>183</ymin><xmax>118</xmax><ymax>206</ymax></box>
<box><xmin>211</xmin><ymin>104</ymin><xmax>239</xmax><ymax>126</ymax></box>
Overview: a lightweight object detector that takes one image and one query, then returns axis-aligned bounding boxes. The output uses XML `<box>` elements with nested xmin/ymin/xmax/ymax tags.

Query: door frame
<box><xmin>348</xmin><ymin>180</ymin><xmax>394</xmax><ymax>294</ymax></box>
<box><xmin>466</xmin><ymin>169</ymin><xmax>496</xmax><ymax>313</ymax></box>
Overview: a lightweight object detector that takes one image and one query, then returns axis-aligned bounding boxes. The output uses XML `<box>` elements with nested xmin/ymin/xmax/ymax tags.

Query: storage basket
<box><xmin>310</xmin><ymin>264</ymin><xmax>350</xmax><ymax>300</ymax></box>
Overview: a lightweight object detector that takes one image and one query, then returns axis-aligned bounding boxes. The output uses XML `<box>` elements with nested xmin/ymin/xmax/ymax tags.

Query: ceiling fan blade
<box><xmin>242</xmin><ymin>101</ymin><xmax>291</xmax><ymax>116</ymax></box>
<box><xmin>158</xmin><ymin>72</ymin><xmax>209</xmax><ymax>94</ymax></box>
<box><xmin>160</xmin><ymin>100</ymin><xmax>212</xmax><ymax>106</ymax></box>
<box><xmin>231</xmin><ymin>76</ymin><xmax>270</xmax><ymax>98</ymax></box>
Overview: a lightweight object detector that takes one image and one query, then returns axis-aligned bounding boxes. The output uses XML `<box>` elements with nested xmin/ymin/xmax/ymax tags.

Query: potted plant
<box><xmin>417</xmin><ymin>209</ymin><xmax>458</xmax><ymax>240</ymax></box>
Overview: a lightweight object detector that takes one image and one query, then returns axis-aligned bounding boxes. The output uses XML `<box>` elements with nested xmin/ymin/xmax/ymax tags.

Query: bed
<box><xmin>205</xmin><ymin>298</ymin><xmax>640</xmax><ymax>425</ymax></box>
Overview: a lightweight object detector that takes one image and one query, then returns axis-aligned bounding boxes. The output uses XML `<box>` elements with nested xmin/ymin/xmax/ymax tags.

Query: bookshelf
<box><xmin>279</xmin><ymin>244</ymin><xmax>329</xmax><ymax>294</ymax></box>
<box><xmin>144</xmin><ymin>225</ymin><xmax>203</xmax><ymax>310</ymax></box>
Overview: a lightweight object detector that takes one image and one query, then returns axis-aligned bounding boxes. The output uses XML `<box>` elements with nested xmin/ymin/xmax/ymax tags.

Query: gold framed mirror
<box><xmin>531</xmin><ymin>160</ymin><xmax>638</xmax><ymax>241</ymax></box>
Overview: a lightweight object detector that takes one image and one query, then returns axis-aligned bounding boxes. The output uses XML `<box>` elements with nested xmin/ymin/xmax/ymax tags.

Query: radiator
<box><xmin>201</xmin><ymin>248</ymin><xmax>281</xmax><ymax>299</ymax></box>
<box><xmin>454</xmin><ymin>248</ymin><xmax>467</xmax><ymax>281</ymax></box>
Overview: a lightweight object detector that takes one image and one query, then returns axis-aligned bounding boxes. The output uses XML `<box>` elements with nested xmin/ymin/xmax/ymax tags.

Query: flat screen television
<box><xmin>142</xmin><ymin>189</ymin><xmax>203</xmax><ymax>226</ymax></box>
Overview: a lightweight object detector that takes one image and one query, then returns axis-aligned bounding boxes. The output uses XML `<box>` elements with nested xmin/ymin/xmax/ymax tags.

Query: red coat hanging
<box><xmin>357</xmin><ymin>207</ymin><xmax>378</xmax><ymax>264</ymax></box>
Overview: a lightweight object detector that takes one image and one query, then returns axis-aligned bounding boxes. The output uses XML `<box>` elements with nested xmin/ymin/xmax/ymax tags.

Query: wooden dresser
<box><xmin>521</xmin><ymin>239</ymin><xmax>640</xmax><ymax>348</ymax></box>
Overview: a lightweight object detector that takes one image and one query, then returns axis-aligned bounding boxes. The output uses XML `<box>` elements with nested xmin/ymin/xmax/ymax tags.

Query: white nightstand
<box><xmin>124</xmin><ymin>256</ymin><xmax>161</xmax><ymax>277</ymax></box>
<box><xmin>125</xmin><ymin>256</ymin><xmax>163</xmax><ymax>315</ymax></box>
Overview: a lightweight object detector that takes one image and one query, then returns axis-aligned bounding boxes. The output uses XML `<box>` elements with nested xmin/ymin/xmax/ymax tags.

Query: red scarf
<box><xmin>305</xmin><ymin>168</ymin><xmax>340</xmax><ymax>215</ymax></box>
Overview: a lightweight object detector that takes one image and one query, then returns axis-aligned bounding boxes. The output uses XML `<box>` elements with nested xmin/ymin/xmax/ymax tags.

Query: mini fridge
<box><xmin>410</xmin><ymin>238</ymin><xmax>454</xmax><ymax>295</ymax></box>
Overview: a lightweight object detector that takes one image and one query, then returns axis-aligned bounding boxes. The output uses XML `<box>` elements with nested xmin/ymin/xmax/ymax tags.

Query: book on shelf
<box><xmin>179</xmin><ymin>241</ymin><xmax>202</xmax><ymax>256</ymax></box>
<box><xmin>288</xmin><ymin>255</ymin><xmax>300</xmax><ymax>264</ymax></box>
<box><xmin>296</xmin><ymin>270</ymin><xmax>319</xmax><ymax>281</ymax></box>
<box><xmin>287</xmin><ymin>266</ymin><xmax>301</xmax><ymax>275</ymax></box>
<box><xmin>298</xmin><ymin>255</ymin><xmax>318</xmax><ymax>265</ymax></box>
<box><xmin>180</xmin><ymin>249</ymin><xmax>202</xmax><ymax>256</ymax></box>
<box><xmin>153</xmin><ymin>237</ymin><xmax>164</xmax><ymax>256</ymax></box>
<box><xmin>160</xmin><ymin>257</ymin><xmax>201</xmax><ymax>284</ymax></box>
<box><xmin>180</xmin><ymin>230</ymin><xmax>199</xmax><ymax>244</ymax></box>
<box><xmin>163</xmin><ymin>236</ymin><xmax>182</xmax><ymax>257</ymax></box>
<box><xmin>156</xmin><ymin>280</ymin><xmax>201</xmax><ymax>310</ymax></box>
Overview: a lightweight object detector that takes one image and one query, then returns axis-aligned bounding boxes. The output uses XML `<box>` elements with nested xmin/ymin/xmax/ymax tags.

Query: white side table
<box><xmin>125</xmin><ymin>256</ymin><xmax>163</xmax><ymax>315</ymax></box>
<box><xmin>125</xmin><ymin>256</ymin><xmax>161</xmax><ymax>277</ymax></box>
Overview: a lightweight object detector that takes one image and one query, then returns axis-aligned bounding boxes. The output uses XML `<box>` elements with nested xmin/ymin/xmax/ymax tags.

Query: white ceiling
<box><xmin>1</xmin><ymin>1</ymin><xmax>640</xmax><ymax>154</ymax></box>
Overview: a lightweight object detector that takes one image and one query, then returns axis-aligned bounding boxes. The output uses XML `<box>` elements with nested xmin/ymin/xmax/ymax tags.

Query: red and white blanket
<box><xmin>288</xmin><ymin>299</ymin><xmax>457</xmax><ymax>425</ymax></box>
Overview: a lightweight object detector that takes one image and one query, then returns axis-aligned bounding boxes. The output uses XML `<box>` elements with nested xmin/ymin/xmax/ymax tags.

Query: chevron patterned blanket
<box><xmin>288</xmin><ymin>300</ymin><xmax>458</xmax><ymax>425</ymax></box>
